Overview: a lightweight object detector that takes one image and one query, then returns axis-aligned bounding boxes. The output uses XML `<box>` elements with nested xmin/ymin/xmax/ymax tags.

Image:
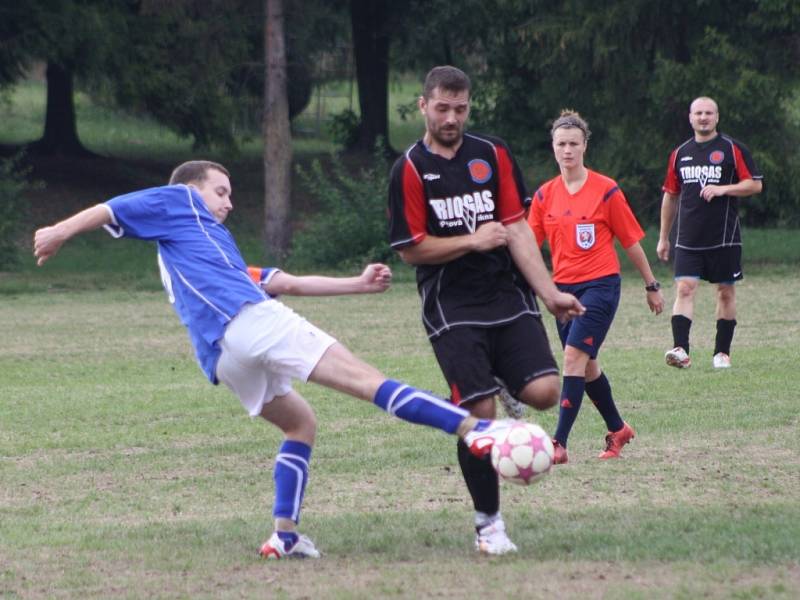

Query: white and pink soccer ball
<box><xmin>490</xmin><ymin>421</ymin><xmax>555</xmax><ymax>485</ymax></box>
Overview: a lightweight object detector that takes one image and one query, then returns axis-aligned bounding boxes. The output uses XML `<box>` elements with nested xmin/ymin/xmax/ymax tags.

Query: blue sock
<box><xmin>586</xmin><ymin>372</ymin><xmax>624</xmax><ymax>432</ymax></box>
<box><xmin>553</xmin><ymin>376</ymin><xmax>585</xmax><ymax>447</ymax></box>
<box><xmin>273</xmin><ymin>439</ymin><xmax>311</xmax><ymax>524</ymax></box>
<box><xmin>373</xmin><ymin>380</ymin><xmax>469</xmax><ymax>434</ymax></box>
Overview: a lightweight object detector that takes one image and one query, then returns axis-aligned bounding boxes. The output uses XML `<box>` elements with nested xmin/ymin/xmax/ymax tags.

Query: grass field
<box><xmin>1</xmin><ymin>272</ymin><xmax>798</xmax><ymax>599</ymax></box>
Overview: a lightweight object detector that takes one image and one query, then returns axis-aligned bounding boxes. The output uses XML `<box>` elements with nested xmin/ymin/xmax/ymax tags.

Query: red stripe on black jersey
<box><xmin>387</xmin><ymin>133</ymin><xmax>540</xmax><ymax>338</ymax></box>
<box><xmin>495</xmin><ymin>144</ymin><xmax>527</xmax><ymax>224</ymax></box>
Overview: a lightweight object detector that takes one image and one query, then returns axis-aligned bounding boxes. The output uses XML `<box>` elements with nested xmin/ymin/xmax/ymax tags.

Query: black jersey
<box><xmin>663</xmin><ymin>133</ymin><xmax>762</xmax><ymax>250</ymax></box>
<box><xmin>388</xmin><ymin>132</ymin><xmax>540</xmax><ymax>339</ymax></box>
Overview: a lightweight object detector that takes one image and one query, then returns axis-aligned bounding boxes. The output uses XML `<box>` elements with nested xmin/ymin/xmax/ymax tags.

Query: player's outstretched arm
<box><xmin>33</xmin><ymin>204</ymin><xmax>112</xmax><ymax>266</ymax></box>
<box><xmin>506</xmin><ymin>219</ymin><xmax>585</xmax><ymax>321</ymax></box>
<box><xmin>253</xmin><ymin>263</ymin><xmax>392</xmax><ymax>296</ymax></box>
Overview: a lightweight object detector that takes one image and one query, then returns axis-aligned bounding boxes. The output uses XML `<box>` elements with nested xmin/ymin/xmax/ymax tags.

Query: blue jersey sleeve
<box><xmin>104</xmin><ymin>185</ymin><xmax>187</xmax><ymax>241</ymax></box>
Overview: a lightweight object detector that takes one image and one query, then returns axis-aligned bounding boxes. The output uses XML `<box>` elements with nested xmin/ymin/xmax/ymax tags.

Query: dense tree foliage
<box><xmin>468</xmin><ymin>0</ymin><xmax>800</xmax><ymax>225</ymax></box>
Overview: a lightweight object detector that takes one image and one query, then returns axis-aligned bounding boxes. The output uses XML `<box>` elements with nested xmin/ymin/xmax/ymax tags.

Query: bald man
<box><xmin>657</xmin><ymin>97</ymin><xmax>763</xmax><ymax>369</ymax></box>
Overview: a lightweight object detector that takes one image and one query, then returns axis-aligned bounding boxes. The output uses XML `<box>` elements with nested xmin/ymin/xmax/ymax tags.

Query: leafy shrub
<box><xmin>327</xmin><ymin>109</ymin><xmax>360</xmax><ymax>149</ymax></box>
<box><xmin>290</xmin><ymin>145</ymin><xmax>393</xmax><ymax>269</ymax></box>
<box><xmin>0</xmin><ymin>155</ymin><xmax>31</xmax><ymax>270</ymax></box>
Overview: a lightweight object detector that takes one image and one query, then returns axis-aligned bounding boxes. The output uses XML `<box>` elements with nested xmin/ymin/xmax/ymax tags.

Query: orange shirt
<box><xmin>528</xmin><ymin>170</ymin><xmax>644</xmax><ymax>284</ymax></box>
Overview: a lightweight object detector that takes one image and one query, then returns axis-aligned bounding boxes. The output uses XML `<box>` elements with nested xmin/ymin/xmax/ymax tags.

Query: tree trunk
<box><xmin>29</xmin><ymin>61</ymin><xmax>93</xmax><ymax>157</ymax></box>
<box><xmin>263</xmin><ymin>0</ymin><xmax>292</xmax><ymax>261</ymax></box>
<box><xmin>349</xmin><ymin>0</ymin><xmax>392</xmax><ymax>154</ymax></box>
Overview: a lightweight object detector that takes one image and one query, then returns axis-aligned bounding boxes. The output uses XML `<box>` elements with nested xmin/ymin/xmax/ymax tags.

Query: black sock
<box><xmin>585</xmin><ymin>372</ymin><xmax>624</xmax><ymax>432</ymax></box>
<box><xmin>457</xmin><ymin>438</ymin><xmax>498</xmax><ymax>515</ymax></box>
<box><xmin>553</xmin><ymin>375</ymin><xmax>585</xmax><ymax>447</ymax></box>
<box><xmin>671</xmin><ymin>315</ymin><xmax>692</xmax><ymax>354</ymax></box>
<box><xmin>714</xmin><ymin>319</ymin><xmax>737</xmax><ymax>355</ymax></box>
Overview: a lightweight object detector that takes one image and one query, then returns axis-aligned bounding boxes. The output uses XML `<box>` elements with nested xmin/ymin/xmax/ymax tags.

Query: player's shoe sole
<box><xmin>494</xmin><ymin>378</ymin><xmax>526</xmax><ymax>419</ymax></box>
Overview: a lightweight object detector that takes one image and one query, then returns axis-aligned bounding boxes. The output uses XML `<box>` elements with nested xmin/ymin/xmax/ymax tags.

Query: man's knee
<box><xmin>717</xmin><ymin>284</ymin><xmax>736</xmax><ymax>303</ymax></box>
<box><xmin>676</xmin><ymin>278</ymin><xmax>699</xmax><ymax>300</ymax></box>
<box><xmin>519</xmin><ymin>375</ymin><xmax>559</xmax><ymax>411</ymax></box>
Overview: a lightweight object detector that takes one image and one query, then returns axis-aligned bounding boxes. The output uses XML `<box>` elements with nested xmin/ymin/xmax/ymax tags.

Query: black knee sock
<box><xmin>585</xmin><ymin>372</ymin><xmax>624</xmax><ymax>433</ymax></box>
<box><xmin>457</xmin><ymin>438</ymin><xmax>499</xmax><ymax>515</ymax></box>
<box><xmin>671</xmin><ymin>315</ymin><xmax>692</xmax><ymax>354</ymax></box>
<box><xmin>714</xmin><ymin>319</ymin><xmax>737</xmax><ymax>355</ymax></box>
<box><xmin>553</xmin><ymin>375</ymin><xmax>585</xmax><ymax>447</ymax></box>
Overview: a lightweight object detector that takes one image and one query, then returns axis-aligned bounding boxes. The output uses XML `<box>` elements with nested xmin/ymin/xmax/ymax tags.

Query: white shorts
<box><xmin>215</xmin><ymin>300</ymin><xmax>337</xmax><ymax>416</ymax></box>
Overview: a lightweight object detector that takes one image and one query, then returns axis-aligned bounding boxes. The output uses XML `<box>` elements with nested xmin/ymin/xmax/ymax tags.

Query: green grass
<box><xmin>1</xmin><ymin>274</ymin><xmax>798</xmax><ymax>598</ymax></box>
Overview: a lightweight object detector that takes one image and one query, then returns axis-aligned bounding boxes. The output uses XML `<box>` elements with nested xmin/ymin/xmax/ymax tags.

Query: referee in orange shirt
<box><xmin>528</xmin><ymin>110</ymin><xmax>665</xmax><ymax>463</ymax></box>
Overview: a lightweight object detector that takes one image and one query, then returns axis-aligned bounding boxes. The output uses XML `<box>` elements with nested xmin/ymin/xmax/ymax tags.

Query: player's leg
<box><xmin>429</xmin><ymin>326</ymin><xmax>514</xmax><ymax>555</ymax></box>
<box><xmin>257</xmin><ymin>391</ymin><xmax>322</xmax><ymax>559</ymax></box>
<box><xmin>667</xmin><ymin>249</ymin><xmax>702</xmax><ymax>367</ymax></box>
<box><xmin>551</xmin><ymin>276</ymin><xmax>626</xmax><ymax>460</ymax></box>
<box><xmin>551</xmin><ymin>344</ymin><xmax>590</xmax><ymax>462</ymax></box>
<box><xmin>713</xmin><ymin>284</ymin><xmax>736</xmax><ymax>367</ymax></box>
<box><xmin>711</xmin><ymin>246</ymin><xmax>741</xmax><ymax>368</ymax></box>
<box><xmin>215</xmin><ymin>314</ymin><xmax>321</xmax><ymax>559</ymax></box>
<box><xmin>308</xmin><ymin>342</ymin><xmax>486</xmax><ymax>439</ymax></box>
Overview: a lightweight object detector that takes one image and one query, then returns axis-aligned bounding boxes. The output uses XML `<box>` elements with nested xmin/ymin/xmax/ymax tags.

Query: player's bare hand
<box><xmin>360</xmin><ymin>263</ymin><xmax>392</xmax><ymax>293</ymax></box>
<box><xmin>471</xmin><ymin>222</ymin><xmax>508</xmax><ymax>252</ymax></box>
<box><xmin>647</xmin><ymin>290</ymin><xmax>665</xmax><ymax>315</ymax></box>
<box><xmin>544</xmin><ymin>291</ymin><xmax>585</xmax><ymax>322</ymax></box>
<box><xmin>33</xmin><ymin>225</ymin><xmax>65</xmax><ymax>266</ymax></box>
<box><xmin>700</xmin><ymin>185</ymin><xmax>725</xmax><ymax>202</ymax></box>
<box><xmin>656</xmin><ymin>239</ymin><xmax>670</xmax><ymax>262</ymax></box>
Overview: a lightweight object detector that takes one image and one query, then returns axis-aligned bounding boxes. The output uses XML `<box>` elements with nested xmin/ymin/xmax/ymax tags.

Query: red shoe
<box><xmin>598</xmin><ymin>422</ymin><xmax>635</xmax><ymax>459</ymax></box>
<box><xmin>552</xmin><ymin>439</ymin><xmax>569</xmax><ymax>464</ymax></box>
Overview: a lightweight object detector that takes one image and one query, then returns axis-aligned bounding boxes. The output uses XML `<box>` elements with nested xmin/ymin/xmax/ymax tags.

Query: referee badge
<box><xmin>576</xmin><ymin>223</ymin><xmax>595</xmax><ymax>249</ymax></box>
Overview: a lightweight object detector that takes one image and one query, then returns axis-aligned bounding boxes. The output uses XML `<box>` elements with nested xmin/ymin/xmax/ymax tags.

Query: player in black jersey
<box><xmin>388</xmin><ymin>65</ymin><xmax>584</xmax><ymax>555</ymax></box>
<box><xmin>657</xmin><ymin>97</ymin><xmax>763</xmax><ymax>369</ymax></box>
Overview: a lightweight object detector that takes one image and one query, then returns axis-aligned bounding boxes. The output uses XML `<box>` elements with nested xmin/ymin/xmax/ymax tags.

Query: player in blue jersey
<box><xmin>33</xmin><ymin>160</ymin><xmax>513</xmax><ymax>560</ymax></box>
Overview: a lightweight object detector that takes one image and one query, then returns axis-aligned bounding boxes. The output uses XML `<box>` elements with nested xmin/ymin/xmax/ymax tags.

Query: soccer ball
<box><xmin>490</xmin><ymin>422</ymin><xmax>554</xmax><ymax>485</ymax></box>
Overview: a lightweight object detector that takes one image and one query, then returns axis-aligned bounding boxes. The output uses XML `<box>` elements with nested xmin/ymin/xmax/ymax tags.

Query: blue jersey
<box><xmin>104</xmin><ymin>184</ymin><xmax>267</xmax><ymax>383</ymax></box>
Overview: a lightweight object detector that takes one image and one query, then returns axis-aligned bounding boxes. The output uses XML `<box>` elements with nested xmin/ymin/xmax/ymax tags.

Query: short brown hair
<box><xmin>423</xmin><ymin>65</ymin><xmax>471</xmax><ymax>99</ymax></box>
<box><xmin>550</xmin><ymin>109</ymin><xmax>591</xmax><ymax>141</ymax></box>
<box><xmin>169</xmin><ymin>160</ymin><xmax>230</xmax><ymax>185</ymax></box>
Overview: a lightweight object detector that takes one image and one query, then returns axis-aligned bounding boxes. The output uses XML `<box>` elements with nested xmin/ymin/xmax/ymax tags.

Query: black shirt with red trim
<box><xmin>662</xmin><ymin>133</ymin><xmax>762</xmax><ymax>250</ymax></box>
<box><xmin>388</xmin><ymin>132</ymin><xmax>540</xmax><ymax>339</ymax></box>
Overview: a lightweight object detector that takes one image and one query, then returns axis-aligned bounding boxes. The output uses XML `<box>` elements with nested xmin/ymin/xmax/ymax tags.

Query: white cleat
<box><xmin>259</xmin><ymin>532</ymin><xmax>321</xmax><ymax>559</ymax></box>
<box><xmin>665</xmin><ymin>347</ymin><xmax>691</xmax><ymax>369</ymax></box>
<box><xmin>475</xmin><ymin>517</ymin><xmax>518</xmax><ymax>556</ymax></box>
<box><xmin>495</xmin><ymin>378</ymin><xmax>526</xmax><ymax>419</ymax></box>
<box><xmin>713</xmin><ymin>352</ymin><xmax>732</xmax><ymax>369</ymax></box>
<box><xmin>463</xmin><ymin>419</ymin><xmax>514</xmax><ymax>458</ymax></box>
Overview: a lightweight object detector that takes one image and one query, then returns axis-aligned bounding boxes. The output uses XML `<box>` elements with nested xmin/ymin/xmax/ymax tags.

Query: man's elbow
<box><xmin>396</xmin><ymin>249</ymin><xmax>418</xmax><ymax>266</ymax></box>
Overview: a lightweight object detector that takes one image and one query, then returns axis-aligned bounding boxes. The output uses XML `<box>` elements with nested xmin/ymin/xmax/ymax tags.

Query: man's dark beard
<box><xmin>432</xmin><ymin>126</ymin><xmax>462</xmax><ymax>147</ymax></box>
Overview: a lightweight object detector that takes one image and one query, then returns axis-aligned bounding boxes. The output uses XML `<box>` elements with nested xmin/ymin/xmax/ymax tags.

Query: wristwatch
<box><xmin>645</xmin><ymin>281</ymin><xmax>661</xmax><ymax>292</ymax></box>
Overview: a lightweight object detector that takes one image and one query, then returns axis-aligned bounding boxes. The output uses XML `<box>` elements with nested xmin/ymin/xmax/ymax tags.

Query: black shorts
<box><xmin>430</xmin><ymin>315</ymin><xmax>559</xmax><ymax>406</ymax></box>
<box><xmin>674</xmin><ymin>246</ymin><xmax>743</xmax><ymax>284</ymax></box>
